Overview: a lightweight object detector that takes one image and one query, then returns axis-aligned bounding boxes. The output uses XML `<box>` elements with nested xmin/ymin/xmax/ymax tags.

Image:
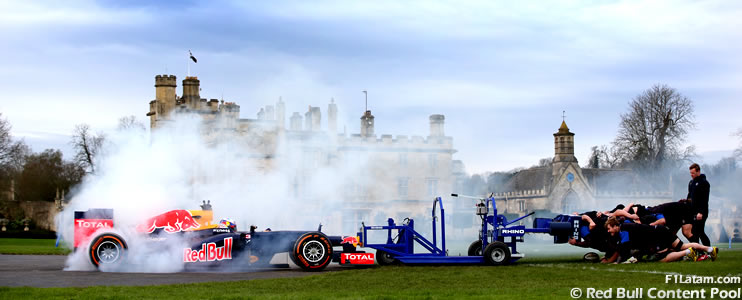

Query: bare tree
<box><xmin>71</xmin><ymin>124</ymin><xmax>105</xmax><ymax>174</ymax></box>
<box><xmin>585</xmin><ymin>146</ymin><xmax>600</xmax><ymax>168</ymax></box>
<box><xmin>612</xmin><ymin>84</ymin><xmax>695</xmax><ymax>169</ymax></box>
<box><xmin>117</xmin><ymin>115</ymin><xmax>145</xmax><ymax>131</ymax></box>
<box><xmin>0</xmin><ymin>113</ymin><xmax>31</xmax><ymax>175</ymax></box>
<box><xmin>0</xmin><ymin>112</ymin><xmax>13</xmax><ymax>163</ymax></box>
<box><xmin>537</xmin><ymin>157</ymin><xmax>553</xmax><ymax>168</ymax></box>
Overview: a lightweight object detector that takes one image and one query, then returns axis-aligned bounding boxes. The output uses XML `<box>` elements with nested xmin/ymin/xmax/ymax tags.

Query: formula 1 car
<box><xmin>74</xmin><ymin>201</ymin><xmax>373</xmax><ymax>271</ymax></box>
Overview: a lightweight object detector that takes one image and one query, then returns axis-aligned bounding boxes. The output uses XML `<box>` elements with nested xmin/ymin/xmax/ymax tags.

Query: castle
<box><xmin>143</xmin><ymin>74</ymin><xmax>740</xmax><ymax>241</ymax></box>
<box><xmin>146</xmin><ymin>75</ymin><xmax>464</xmax><ymax>232</ymax></box>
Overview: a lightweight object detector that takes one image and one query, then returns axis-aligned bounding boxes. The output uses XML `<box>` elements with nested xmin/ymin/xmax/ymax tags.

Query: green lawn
<box><xmin>0</xmin><ymin>238</ymin><xmax>70</xmax><ymax>255</ymax></box>
<box><xmin>1</xmin><ymin>246</ymin><xmax>740</xmax><ymax>299</ymax></box>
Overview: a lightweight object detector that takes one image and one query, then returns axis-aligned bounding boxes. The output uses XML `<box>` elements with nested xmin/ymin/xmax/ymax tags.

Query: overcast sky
<box><xmin>1</xmin><ymin>0</ymin><xmax>740</xmax><ymax>173</ymax></box>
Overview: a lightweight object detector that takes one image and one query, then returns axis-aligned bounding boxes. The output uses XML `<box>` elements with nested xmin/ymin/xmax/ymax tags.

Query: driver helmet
<box><xmin>218</xmin><ymin>218</ymin><xmax>237</xmax><ymax>231</ymax></box>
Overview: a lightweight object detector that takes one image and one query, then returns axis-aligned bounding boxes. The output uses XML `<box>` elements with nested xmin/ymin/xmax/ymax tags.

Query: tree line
<box><xmin>0</xmin><ymin>113</ymin><xmax>144</xmax><ymax>204</ymax></box>
<box><xmin>462</xmin><ymin>84</ymin><xmax>742</xmax><ymax>197</ymax></box>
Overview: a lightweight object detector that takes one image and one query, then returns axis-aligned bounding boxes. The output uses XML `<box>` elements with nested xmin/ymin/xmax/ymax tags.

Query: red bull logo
<box><xmin>137</xmin><ymin>210</ymin><xmax>202</xmax><ymax>233</ymax></box>
<box><xmin>183</xmin><ymin>237</ymin><xmax>233</xmax><ymax>263</ymax></box>
<box><xmin>341</xmin><ymin>236</ymin><xmax>359</xmax><ymax>247</ymax></box>
<box><xmin>340</xmin><ymin>253</ymin><xmax>374</xmax><ymax>264</ymax></box>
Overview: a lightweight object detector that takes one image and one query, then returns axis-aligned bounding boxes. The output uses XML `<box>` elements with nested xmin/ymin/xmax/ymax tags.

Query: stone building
<box><xmin>492</xmin><ymin>120</ymin><xmax>673</xmax><ymax>217</ymax></box>
<box><xmin>146</xmin><ymin>74</ymin><xmax>463</xmax><ymax>232</ymax></box>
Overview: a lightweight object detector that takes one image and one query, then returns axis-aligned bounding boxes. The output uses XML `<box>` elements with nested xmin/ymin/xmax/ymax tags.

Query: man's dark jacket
<box><xmin>687</xmin><ymin>174</ymin><xmax>710</xmax><ymax>217</ymax></box>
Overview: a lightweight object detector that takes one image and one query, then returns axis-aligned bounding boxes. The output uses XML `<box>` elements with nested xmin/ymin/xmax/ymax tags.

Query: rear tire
<box><xmin>89</xmin><ymin>233</ymin><xmax>127</xmax><ymax>268</ymax></box>
<box><xmin>376</xmin><ymin>250</ymin><xmax>398</xmax><ymax>265</ymax></box>
<box><xmin>467</xmin><ymin>240</ymin><xmax>483</xmax><ymax>256</ymax></box>
<box><xmin>290</xmin><ymin>232</ymin><xmax>332</xmax><ymax>271</ymax></box>
<box><xmin>484</xmin><ymin>241</ymin><xmax>510</xmax><ymax>266</ymax></box>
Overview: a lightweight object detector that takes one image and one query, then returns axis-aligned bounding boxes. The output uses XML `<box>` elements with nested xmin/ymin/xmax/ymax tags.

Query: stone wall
<box><xmin>19</xmin><ymin>201</ymin><xmax>59</xmax><ymax>231</ymax></box>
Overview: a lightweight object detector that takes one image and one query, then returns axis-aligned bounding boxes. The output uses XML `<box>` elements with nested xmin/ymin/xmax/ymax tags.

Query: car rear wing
<box><xmin>73</xmin><ymin>209</ymin><xmax>114</xmax><ymax>249</ymax></box>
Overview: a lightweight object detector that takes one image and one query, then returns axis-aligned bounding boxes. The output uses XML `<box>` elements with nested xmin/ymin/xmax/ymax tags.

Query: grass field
<box><xmin>0</xmin><ymin>238</ymin><xmax>70</xmax><ymax>255</ymax></box>
<box><xmin>1</xmin><ymin>244</ymin><xmax>740</xmax><ymax>299</ymax></box>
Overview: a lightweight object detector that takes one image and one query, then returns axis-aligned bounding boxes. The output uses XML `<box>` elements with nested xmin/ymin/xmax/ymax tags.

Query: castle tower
<box><xmin>276</xmin><ymin>98</ymin><xmax>286</xmax><ymax>130</ymax></box>
<box><xmin>182</xmin><ymin>76</ymin><xmax>201</xmax><ymax>110</ymax></box>
<box><xmin>360</xmin><ymin>110</ymin><xmax>375</xmax><ymax>137</ymax></box>
<box><xmin>429</xmin><ymin>114</ymin><xmax>445</xmax><ymax>136</ymax></box>
<box><xmin>328</xmin><ymin>98</ymin><xmax>337</xmax><ymax>134</ymax></box>
<box><xmin>149</xmin><ymin>75</ymin><xmax>177</xmax><ymax>128</ymax></box>
<box><xmin>155</xmin><ymin>74</ymin><xmax>177</xmax><ymax>112</ymax></box>
<box><xmin>553</xmin><ymin>121</ymin><xmax>576</xmax><ymax>163</ymax></box>
<box><xmin>548</xmin><ymin>120</ymin><xmax>595</xmax><ymax>213</ymax></box>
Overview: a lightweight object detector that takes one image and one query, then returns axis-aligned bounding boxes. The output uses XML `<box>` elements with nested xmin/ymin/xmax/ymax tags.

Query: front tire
<box><xmin>376</xmin><ymin>250</ymin><xmax>398</xmax><ymax>265</ymax></box>
<box><xmin>89</xmin><ymin>233</ymin><xmax>127</xmax><ymax>268</ymax></box>
<box><xmin>290</xmin><ymin>232</ymin><xmax>332</xmax><ymax>271</ymax></box>
<box><xmin>484</xmin><ymin>241</ymin><xmax>510</xmax><ymax>266</ymax></box>
<box><xmin>467</xmin><ymin>240</ymin><xmax>483</xmax><ymax>256</ymax></box>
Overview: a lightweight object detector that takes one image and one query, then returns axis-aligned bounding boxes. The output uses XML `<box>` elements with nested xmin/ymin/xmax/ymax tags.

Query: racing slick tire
<box><xmin>89</xmin><ymin>233</ymin><xmax>128</xmax><ymax>268</ymax></box>
<box><xmin>290</xmin><ymin>232</ymin><xmax>333</xmax><ymax>271</ymax></box>
<box><xmin>376</xmin><ymin>250</ymin><xmax>398</xmax><ymax>265</ymax></box>
<box><xmin>484</xmin><ymin>241</ymin><xmax>511</xmax><ymax>266</ymax></box>
<box><xmin>467</xmin><ymin>240</ymin><xmax>483</xmax><ymax>256</ymax></box>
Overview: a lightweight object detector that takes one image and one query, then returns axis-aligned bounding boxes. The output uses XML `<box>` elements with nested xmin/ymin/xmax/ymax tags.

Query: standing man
<box><xmin>687</xmin><ymin>163</ymin><xmax>711</xmax><ymax>246</ymax></box>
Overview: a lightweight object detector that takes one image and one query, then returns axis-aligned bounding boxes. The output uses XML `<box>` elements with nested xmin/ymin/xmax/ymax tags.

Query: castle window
<box><xmin>398</xmin><ymin>177</ymin><xmax>409</xmax><ymax>198</ymax></box>
<box><xmin>428</xmin><ymin>154</ymin><xmax>438</xmax><ymax>169</ymax></box>
<box><xmin>427</xmin><ymin>178</ymin><xmax>439</xmax><ymax>197</ymax></box>
<box><xmin>399</xmin><ymin>153</ymin><xmax>408</xmax><ymax>167</ymax></box>
<box><xmin>519</xmin><ymin>200</ymin><xmax>526</xmax><ymax>212</ymax></box>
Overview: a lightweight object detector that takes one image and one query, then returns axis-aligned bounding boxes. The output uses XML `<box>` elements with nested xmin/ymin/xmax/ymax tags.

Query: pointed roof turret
<box><xmin>558</xmin><ymin>120</ymin><xmax>571</xmax><ymax>134</ymax></box>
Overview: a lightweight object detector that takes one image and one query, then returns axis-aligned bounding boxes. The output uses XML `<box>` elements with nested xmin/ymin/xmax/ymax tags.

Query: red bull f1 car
<box><xmin>73</xmin><ymin>202</ymin><xmax>373</xmax><ymax>271</ymax></box>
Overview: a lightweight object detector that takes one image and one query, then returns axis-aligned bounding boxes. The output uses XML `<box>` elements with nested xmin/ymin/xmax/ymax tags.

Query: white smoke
<box><xmin>57</xmin><ymin>113</ymin><xmax>376</xmax><ymax>272</ymax></box>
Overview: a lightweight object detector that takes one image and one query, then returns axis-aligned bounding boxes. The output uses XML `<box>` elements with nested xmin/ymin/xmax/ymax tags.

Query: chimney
<box><xmin>328</xmin><ymin>98</ymin><xmax>337</xmax><ymax>134</ymax></box>
<box><xmin>305</xmin><ymin>106</ymin><xmax>321</xmax><ymax>131</ymax></box>
<box><xmin>429</xmin><ymin>114</ymin><xmax>445</xmax><ymax>136</ymax></box>
<box><xmin>360</xmin><ymin>110</ymin><xmax>375</xmax><ymax>137</ymax></box>
<box><xmin>265</xmin><ymin>105</ymin><xmax>275</xmax><ymax>121</ymax></box>
<box><xmin>290</xmin><ymin>112</ymin><xmax>303</xmax><ymax>131</ymax></box>
<box><xmin>276</xmin><ymin>98</ymin><xmax>286</xmax><ymax>129</ymax></box>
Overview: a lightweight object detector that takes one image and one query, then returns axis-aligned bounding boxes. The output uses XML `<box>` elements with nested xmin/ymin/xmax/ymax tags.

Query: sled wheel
<box><xmin>484</xmin><ymin>241</ymin><xmax>511</xmax><ymax>266</ymax></box>
<box><xmin>290</xmin><ymin>232</ymin><xmax>332</xmax><ymax>271</ymax></box>
<box><xmin>376</xmin><ymin>250</ymin><xmax>398</xmax><ymax>265</ymax></box>
<box><xmin>467</xmin><ymin>240</ymin><xmax>483</xmax><ymax>256</ymax></box>
<box><xmin>89</xmin><ymin>233</ymin><xmax>127</xmax><ymax>268</ymax></box>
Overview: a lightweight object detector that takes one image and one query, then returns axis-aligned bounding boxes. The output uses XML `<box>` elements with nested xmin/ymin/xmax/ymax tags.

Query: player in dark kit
<box><xmin>687</xmin><ymin>163</ymin><xmax>711</xmax><ymax>246</ymax></box>
<box><xmin>622</xmin><ymin>200</ymin><xmax>695</xmax><ymax>238</ymax></box>
<box><xmin>604</xmin><ymin>217</ymin><xmax>717</xmax><ymax>263</ymax></box>
<box><xmin>568</xmin><ymin>210</ymin><xmax>618</xmax><ymax>263</ymax></box>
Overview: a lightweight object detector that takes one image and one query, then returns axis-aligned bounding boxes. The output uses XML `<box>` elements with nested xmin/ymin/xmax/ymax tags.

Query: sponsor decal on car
<box><xmin>73</xmin><ymin>219</ymin><xmax>114</xmax><ymax>247</ymax></box>
<box><xmin>340</xmin><ymin>253</ymin><xmax>375</xmax><ymax>264</ymax></box>
<box><xmin>138</xmin><ymin>209</ymin><xmax>202</xmax><ymax>233</ymax></box>
<box><xmin>341</xmin><ymin>236</ymin><xmax>359</xmax><ymax>247</ymax></box>
<box><xmin>183</xmin><ymin>237</ymin><xmax>233</xmax><ymax>263</ymax></box>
